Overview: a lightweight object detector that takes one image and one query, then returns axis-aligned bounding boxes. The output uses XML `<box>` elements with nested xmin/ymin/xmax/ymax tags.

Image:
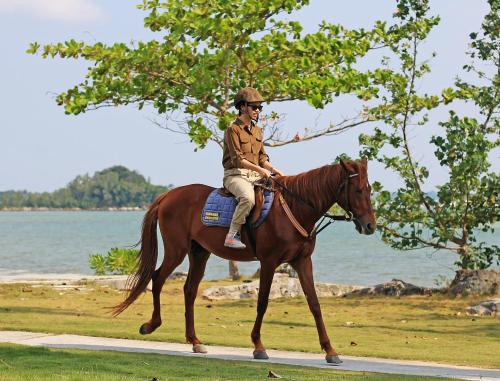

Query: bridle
<box><xmin>336</xmin><ymin>172</ymin><xmax>359</xmax><ymax>222</ymax></box>
<box><xmin>262</xmin><ymin>171</ymin><xmax>359</xmax><ymax>239</ymax></box>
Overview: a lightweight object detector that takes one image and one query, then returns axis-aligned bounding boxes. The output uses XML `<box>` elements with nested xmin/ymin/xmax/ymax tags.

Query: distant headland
<box><xmin>0</xmin><ymin>166</ymin><xmax>171</xmax><ymax>211</ymax></box>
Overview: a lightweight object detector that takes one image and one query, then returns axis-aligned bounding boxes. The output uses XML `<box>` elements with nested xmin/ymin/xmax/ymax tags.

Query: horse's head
<box><xmin>337</xmin><ymin>158</ymin><xmax>376</xmax><ymax>235</ymax></box>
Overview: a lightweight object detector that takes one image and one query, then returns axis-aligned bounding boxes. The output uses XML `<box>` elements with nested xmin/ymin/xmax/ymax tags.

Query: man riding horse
<box><xmin>113</xmin><ymin>87</ymin><xmax>377</xmax><ymax>365</ymax></box>
<box><xmin>222</xmin><ymin>87</ymin><xmax>284</xmax><ymax>249</ymax></box>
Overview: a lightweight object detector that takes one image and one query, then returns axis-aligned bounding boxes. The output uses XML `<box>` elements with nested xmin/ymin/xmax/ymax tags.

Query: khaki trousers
<box><xmin>223</xmin><ymin>168</ymin><xmax>262</xmax><ymax>232</ymax></box>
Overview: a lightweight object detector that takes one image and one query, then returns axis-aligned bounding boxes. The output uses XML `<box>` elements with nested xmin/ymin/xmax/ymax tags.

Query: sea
<box><xmin>0</xmin><ymin>211</ymin><xmax>498</xmax><ymax>287</ymax></box>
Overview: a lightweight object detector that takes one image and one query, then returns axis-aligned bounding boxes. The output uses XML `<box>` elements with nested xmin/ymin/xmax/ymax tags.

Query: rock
<box><xmin>350</xmin><ymin>279</ymin><xmax>434</xmax><ymax>296</ymax></box>
<box><xmin>94</xmin><ymin>276</ymin><xmax>154</xmax><ymax>291</ymax></box>
<box><xmin>448</xmin><ymin>270</ymin><xmax>500</xmax><ymax>296</ymax></box>
<box><xmin>315</xmin><ymin>282</ymin><xmax>363</xmax><ymax>296</ymax></box>
<box><xmin>91</xmin><ymin>272</ymin><xmax>187</xmax><ymax>291</ymax></box>
<box><xmin>168</xmin><ymin>271</ymin><xmax>188</xmax><ymax>281</ymax></box>
<box><xmin>202</xmin><ymin>274</ymin><xmax>363</xmax><ymax>301</ymax></box>
<box><xmin>466</xmin><ymin>299</ymin><xmax>500</xmax><ymax>316</ymax></box>
<box><xmin>94</xmin><ymin>276</ymin><xmax>129</xmax><ymax>290</ymax></box>
<box><xmin>275</xmin><ymin>263</ymin><xmax>298</xmax><ymax>278</ymax></box>
<box><xmin>252</xmin><ymin>263</ymin><xmax>298</xmax><ymax>279</ymax></box>
<box><xmin>96</xmin><ymin>272</ymin><xmax>187</xmax><ymax>291</ymax></box>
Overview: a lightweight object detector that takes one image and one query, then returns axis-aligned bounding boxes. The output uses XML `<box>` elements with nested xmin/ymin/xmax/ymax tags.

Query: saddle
<box><xmin>201</xmin><ymin>178</ymin><xmax>274</xmax><ymax>228</ymax></box>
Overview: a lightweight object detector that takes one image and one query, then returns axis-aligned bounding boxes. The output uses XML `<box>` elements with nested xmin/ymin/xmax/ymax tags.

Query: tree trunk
<box><xmin>457</xmin><ymin>245</ymin><xmax>473</xmax><ymax>269</ymax></box>
<box><xmin>229</xmin><ymin>260</ymin><xmax>241</xmax><ymax>280</ymax></box>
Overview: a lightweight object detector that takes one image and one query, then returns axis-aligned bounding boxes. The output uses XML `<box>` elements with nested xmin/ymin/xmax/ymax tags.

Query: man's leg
<box><xmin>223</xmin><ymin>174</ymin><xmax>255</xmax><ymax>249</ymax></box>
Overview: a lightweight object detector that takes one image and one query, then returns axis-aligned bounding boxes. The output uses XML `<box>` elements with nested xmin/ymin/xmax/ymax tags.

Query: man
<box><xmin>222</xmin><ymin>87</ymin><xmax>284</xmax><ymax>249</ymax></box>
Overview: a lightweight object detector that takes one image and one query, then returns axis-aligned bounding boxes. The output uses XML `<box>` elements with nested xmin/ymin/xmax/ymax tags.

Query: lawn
<box><xmin>0</xmin><ymin>343</ymin><xmax>455</xmax><ymax>381</ymax></box>
<box><xmin>0</xmin><ymin>280</ymin><xmax>498</xmax><ymax>368</ymax></box>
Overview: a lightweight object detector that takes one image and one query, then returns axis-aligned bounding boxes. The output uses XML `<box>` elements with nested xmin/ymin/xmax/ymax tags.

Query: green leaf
<box><xmin>26</xmin><ymin>42</ymin><xmax>40</xmax><ymax>55</ymax></box>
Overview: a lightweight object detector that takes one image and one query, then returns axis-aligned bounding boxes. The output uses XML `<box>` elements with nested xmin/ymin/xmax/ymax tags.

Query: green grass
<box><xmin>0</xmin><ymin>343</ymin><xmax>454</xmax><ymax>381</ymax></box>
<box><xmin>0</xmin><ymin>281</ymin><xmax>498</xmax><ymax>368</ymax></box>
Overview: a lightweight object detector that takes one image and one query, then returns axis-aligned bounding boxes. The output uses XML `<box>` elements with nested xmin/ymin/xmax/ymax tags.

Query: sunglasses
<box><xmin>248</xmin><ymin>104</ymin><xmax>263</xmax><ymax>111</ymax></box>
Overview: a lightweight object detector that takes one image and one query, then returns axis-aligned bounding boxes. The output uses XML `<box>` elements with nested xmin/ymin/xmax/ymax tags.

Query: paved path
<box><xmin>1</xmin><ymin>331</ymin><xmax>499</xmax><ymax>380</ymax></box>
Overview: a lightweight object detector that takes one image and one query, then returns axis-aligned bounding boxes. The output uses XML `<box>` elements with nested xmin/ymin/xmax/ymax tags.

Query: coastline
<box><xmin>0</xmin><ymin>207</ymin><xmax>147</xmax><ymax>212</ymax></box>
<box><xmin>0</xmin><ymin>272</ymin><xmax>133</xmax><ymax>292</ymax></box>
<box><xmin>0</xmin><ymin>272</ymin><xmax>119</xmax><ymax>283</ymax></box>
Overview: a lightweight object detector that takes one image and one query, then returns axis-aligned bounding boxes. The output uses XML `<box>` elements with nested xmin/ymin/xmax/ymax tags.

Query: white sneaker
<box><xmin>224</xmin><ymin>231</ymin><xmax>246</xmax><ymax>249</ymax></box>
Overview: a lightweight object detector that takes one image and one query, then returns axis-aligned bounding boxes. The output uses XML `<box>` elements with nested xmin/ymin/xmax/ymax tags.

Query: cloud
<box><xmin>0</xmin><ymin>0</ymin><xmax>104</xmax><ymax>22</ymax></box>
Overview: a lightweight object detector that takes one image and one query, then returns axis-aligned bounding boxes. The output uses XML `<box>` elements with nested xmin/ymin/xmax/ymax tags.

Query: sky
<box><xmin>0</xmin><ymin>0</ymin><xmax>496</xmax><ymax>193</ymax></box>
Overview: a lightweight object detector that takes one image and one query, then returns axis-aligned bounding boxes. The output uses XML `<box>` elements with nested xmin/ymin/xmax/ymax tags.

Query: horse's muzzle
<box><xmin>354</xmin><ymin>217</ymin><xmax>376</xmax><ymax>235</ymax></box>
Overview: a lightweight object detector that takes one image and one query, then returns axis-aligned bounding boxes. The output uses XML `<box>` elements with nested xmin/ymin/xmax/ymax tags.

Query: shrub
<box><xmin>89</xmin><ymin>247</ymin><xmax>139</xmax><ymax>275</ymax></box>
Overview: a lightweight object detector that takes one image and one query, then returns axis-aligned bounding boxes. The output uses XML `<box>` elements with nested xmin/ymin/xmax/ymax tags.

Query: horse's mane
<box><xmin>277</xmin><ymin>164</ymin><xmax>344</xmax><ymax>212</ymax></box>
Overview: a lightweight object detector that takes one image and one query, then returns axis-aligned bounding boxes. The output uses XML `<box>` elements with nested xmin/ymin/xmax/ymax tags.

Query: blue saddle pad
<box><xmin>201</xmin><ymin>189</ymin><xmax>274</xmax><ymax>228</ymax></box>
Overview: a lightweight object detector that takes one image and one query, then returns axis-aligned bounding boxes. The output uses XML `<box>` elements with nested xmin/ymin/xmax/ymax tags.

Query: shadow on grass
<box><xmin>0</xmin><ymin>344</ymin><xmax>399</xmax><ymax>381</ymax></box>
<box><xmin>334</xmin><ymin>320</ymin><xmax>500</xmax><ymax>338</ymax></box>
<box><xmin>236</xmin><ymin>318</ymin><xmax>313</xmax><ymax>328</ymax></box>
<box><xmin>0</xmin><ymin>305</ymin><xmax>103</xmax><ymax>318</ymax></box>
<box><xmin>0</xmin><ymin>306</ymin><xmax>79</xmax><ymax>316</ymax></box>
<box><xmin>0</xmin><ymin>344</ymin><xmax>176</xmax><ymax>379</ymax></box>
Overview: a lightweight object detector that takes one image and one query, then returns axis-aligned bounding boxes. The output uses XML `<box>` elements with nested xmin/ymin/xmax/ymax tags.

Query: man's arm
<box><xmin>257</xmin><ymin>135</ymin><xmax>284</xmax><ymax>176</ymax></box>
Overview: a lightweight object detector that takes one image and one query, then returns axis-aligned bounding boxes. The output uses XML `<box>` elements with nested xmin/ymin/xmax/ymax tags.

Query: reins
<box><xmin>264</xmin><ymin>172</ymin><xmax>358</xmax><ymax>239</ymax></box>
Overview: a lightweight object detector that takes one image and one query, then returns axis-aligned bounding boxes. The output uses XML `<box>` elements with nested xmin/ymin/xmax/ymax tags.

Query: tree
<box><xmin>26</xmin><ymin>0</ymin><xmax>421</xmax><ymax>148</ymax></box>
<box><xmin>359</xmin><ymin>0</ymin><xmax>499</xmax><ymax>269</ymax></box>
<box><xmin>27</xmin><ymin>0</ymin><xmax>425</xmax><ymax>279</ymax></box>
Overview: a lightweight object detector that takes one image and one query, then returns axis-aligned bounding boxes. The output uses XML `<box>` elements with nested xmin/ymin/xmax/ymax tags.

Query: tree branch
<box><xmin>382</xmin><ymin>226</ymin><xmax>457</xmax><ymax>252</ymax></box>
<box><xmin>264</xmin><ymin>116</ymin><xmax>373</xmax><ymax>147</ymax></box>
<box><xmin>400</xmin><ymin>35</ymin><xmax>434</xmax><ymax>215</ymax></box>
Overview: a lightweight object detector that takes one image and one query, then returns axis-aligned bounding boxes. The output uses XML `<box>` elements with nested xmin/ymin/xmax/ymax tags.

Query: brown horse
<box><xmin>114</xmin><ymin>158</ymin><xmax>376</xmax><ymax>364</ymax></box>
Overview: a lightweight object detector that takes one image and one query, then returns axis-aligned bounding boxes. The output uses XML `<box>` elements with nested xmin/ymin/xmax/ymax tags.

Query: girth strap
<box><xmin>278</xmin><ymin>193</ymin><xmax>312</xmax><ymax>239</ymax></box>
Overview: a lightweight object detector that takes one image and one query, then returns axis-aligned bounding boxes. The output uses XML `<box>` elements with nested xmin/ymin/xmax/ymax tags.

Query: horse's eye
<box><xmin>355</xmin><ymin>188</ymin><xmax>362</xmax><ymax>194</ymax></box>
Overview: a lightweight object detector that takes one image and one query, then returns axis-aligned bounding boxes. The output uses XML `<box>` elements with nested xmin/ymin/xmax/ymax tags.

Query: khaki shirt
<box><xmin>222</xmin><ymin>118</ymin><xmax>269</xmax><ymax>170</ymax></box>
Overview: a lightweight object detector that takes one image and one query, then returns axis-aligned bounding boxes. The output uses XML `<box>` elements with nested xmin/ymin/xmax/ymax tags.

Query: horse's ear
<box><xmin>340</xmin><ymin>159</ymin><xmax>354</xmax><ymax>173</ymax></box>
<box><xmin>340</xmin><ymin>159</ymin><xmax>349</xmax><ymax>172</ymax></box>
<box><xmin>362</xmin><ymin>156</ymin><xmax>368</xmax><ymax>167</ymax></box>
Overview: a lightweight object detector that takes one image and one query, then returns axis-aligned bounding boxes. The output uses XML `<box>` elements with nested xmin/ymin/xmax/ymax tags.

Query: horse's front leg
<box><xmin>251</xmin><ymin>261</ymin><xmax>277</xmax><ymax>360</ymax></box>
<box><xmin>290</xmin><ymin>256</ymin><xmax>342</xmax><ymax>364</ymax></box>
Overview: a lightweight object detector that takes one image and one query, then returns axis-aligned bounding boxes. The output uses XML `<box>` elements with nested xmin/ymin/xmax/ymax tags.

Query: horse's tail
<box><xmin>112</xmin><ymin>192</ymin><xmax>168</xmax><ymax>316</ymax></box>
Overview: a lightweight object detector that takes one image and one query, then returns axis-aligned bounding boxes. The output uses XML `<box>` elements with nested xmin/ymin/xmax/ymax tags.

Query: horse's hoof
<box><xmin>192</xmin><ymin>344</ymin><xmax>207</xmax><ymax>354</ymax></box>
<box><xmin>139</xmin><ymin>324</ymin><xmax>149</xmax><ymax>335</ymax></box>
<box><xmin>253</xmin><ymin>350</ymin><xmax>269</xmax><ymax>360</ymax></box>
<box><xmin>326</xmin><ymin>354</ymin><xmax>343</xmax><ymax>364</ymax></box>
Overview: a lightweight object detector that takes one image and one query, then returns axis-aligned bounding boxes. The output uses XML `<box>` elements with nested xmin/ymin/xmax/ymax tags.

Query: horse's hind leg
<box><xmin>139</xmin><ymin>242</ymin><xmax>187</xmax><ymax>335</ymax></box>
<box><xmin>184</xmin><ymin>242</ymin><xmax>210</xmax><ymax>353</ymax></box>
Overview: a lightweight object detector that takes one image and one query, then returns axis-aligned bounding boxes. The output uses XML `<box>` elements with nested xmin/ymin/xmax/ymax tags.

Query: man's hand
<box><xmin>261</xmin><ymin>161</ymin><xmax>284</xmax><ymax>177</ymax></box>
<box><xmin>271</xmin><ymin>167</ymin><xmax>284</xmax><ymax>177</ymax></box>
<box><xmin>259</xmin><ymin>168</ymin><xmax>273</xmax><ymax>178</ymax></box>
